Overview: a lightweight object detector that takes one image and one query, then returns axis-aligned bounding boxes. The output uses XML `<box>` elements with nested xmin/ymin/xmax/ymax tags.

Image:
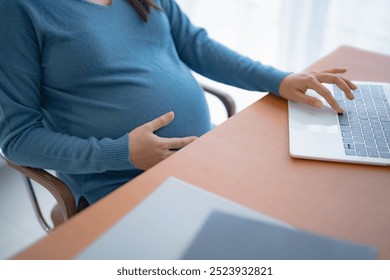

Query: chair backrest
<box><xmin>2</xmin><ymin>155</ymin><xmax>77</xmax><ymax>232</ymax></box>
<box><xmin>201</xmin><ymin>83</ymin><xmax>236</xmax><ymax>118</ymax></box>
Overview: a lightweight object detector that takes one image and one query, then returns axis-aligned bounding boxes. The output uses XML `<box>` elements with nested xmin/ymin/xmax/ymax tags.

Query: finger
<box><xmin>341</xmin><ymin>77</ymin><xmax>358</xmax><ymax>91</ymax></box>
<box><xmin>144</xmin><ymin>111</ymin><xmax>174</xmax><ymax>132</ymax></box>
<box><xmin>292</xmin><ymin>93</ymin><xmax>324</xmax><ymax>110</ymax></box>
<box><xmin>321</xmin><ymin>67</ymin><xmax>348</xmax><ymax>74</ymax></box>
<box><xmin>319</xmin><ymin>67</ymin><xmax>357</xmax><ymax>90</ymax></box>
<box><xmin>308</xmin><ymin>79</ymin><xmax>343</xmax><ymax>113</ymax></box>
<box><xmin>165</xmin><ymin>136</ymin><xmax>198</xmax><ymax>150</ymax></box>
<box><xmin>316</xmin><ymin>74</ymin><xmax>355</xmax><ymax>100</ymax></box>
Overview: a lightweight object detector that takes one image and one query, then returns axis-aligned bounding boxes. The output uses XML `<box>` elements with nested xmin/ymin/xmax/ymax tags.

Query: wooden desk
<box><xmin>15</xmin><ymin>46</ymin><xmax>390</xmax><ymax>260</ymax></box>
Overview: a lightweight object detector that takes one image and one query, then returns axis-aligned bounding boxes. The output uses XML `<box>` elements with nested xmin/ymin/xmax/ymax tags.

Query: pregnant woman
<box><xmin>0</xmin><ymin>0</ymin><xmax>355</xmax><ymax>210</ymax></box>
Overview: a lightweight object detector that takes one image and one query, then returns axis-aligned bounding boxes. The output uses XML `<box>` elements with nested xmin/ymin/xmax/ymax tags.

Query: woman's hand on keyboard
<box><xmin>279</xmin><ymin>67</ymin><xmax>357</xmax><ymax>114</ymax></box>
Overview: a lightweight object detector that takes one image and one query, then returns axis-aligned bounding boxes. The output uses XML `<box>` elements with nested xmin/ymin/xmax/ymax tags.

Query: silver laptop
<box><xmin>288</xmin><ymin>81</ymin><xmax>390</xmax><ymax>166</ymax></box>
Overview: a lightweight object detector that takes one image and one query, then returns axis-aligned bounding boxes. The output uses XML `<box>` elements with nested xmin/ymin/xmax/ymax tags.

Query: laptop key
<box><xmin>367</xmin><ymin>147</ymin><xmax>379</xmax><ymax>158</ymax></box>
<box><xmin>344</xmin><ymin>143</ymin><xmax>354</xmax><ymax>150</ymax></box>
<box><xmin>363</xmin><ymin>136</ymin><xmax>375</xmax><ymax>142</ymax></box>
<box><xmin>371</xmin><ymin>119</ymin><xmax>380</xmax><ymax>124</ymax></box>
<box><xmin>378</xmin><ymin>146</ymin><xmax>389</xmax><ymax>153</ymax></box>
<box><xmin>349</xmin><ymin>115</ymin><xmax>359</xmax><ymax>122</ymax></box>
<box><xmin>355</xmin><ymin>143</ymin><xmax>367</xmax><ymax>157</ymax></box>
<box><xmin>376</xmin><ymin>140</ymin><xmax>388</xmax><ymax>147</ymax></box>
<box><xmin>351</xmin><ymin>127</ymin><xmax>362</xmax><ymax>134</ymax></box>
<box><xmin>342</xmin><ymin>132</ymin><xmax>352</xmax><ymax>138</ymax></box>
<box><xmin>338</xmin><ymin>114</ymin><xmax>349</xmax><ymax>125</ymax></box>
<box><xmin>371</xmin><ymin>123</ymin><xmax>382</xmax><ymax>129</ymax></box>
<box><xmin>374</xmin><ymin>135</ymin><xmax>386</xmax><ymax>141</ymax></box>
<box><xmin>342</xmin><ymin>138</ymin><xmax>354</xmax><ymax>144</ymax></box>
<box><xmin>352</xmin><ymin>131</ymin><xmax>363</xmax><ymax>138</ymax></box>
<box><xmin>379</xmin><ymin>152</ymin><xmax>390</xmax><ymax>159</ymax></box>
<box><xmin>354</xmin><ymin>137</ymin><xmax>364</xmax><ymax>143</ymax></box>
<box><xmin>349</xmin><ymin>121</ymin><xmax>360</xmax><ymax>127</ymax></box>
<box><xmin>365</xmin><ymin>140</ymin><xmax>376</xmax><ymax>147</ymax></box>
<box><xmin>345</xmin><ymin>149</ymin><xmax>356</xmax><ymax>156</ymax></box>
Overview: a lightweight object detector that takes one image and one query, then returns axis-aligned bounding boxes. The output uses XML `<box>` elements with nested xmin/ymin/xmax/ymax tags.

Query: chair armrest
<box><xmin>200</xmin><ymin>83</ymin><xmax>236</xmax><ymax>118</ymax></box>
<box><xmin>5</xmin><ymin>160</ymin><xmax>77</xmax><ymax>220</ymax></box>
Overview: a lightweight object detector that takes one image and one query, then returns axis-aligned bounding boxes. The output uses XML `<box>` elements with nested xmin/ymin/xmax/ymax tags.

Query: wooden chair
<box><xmin>1</xmin><ymin>84</ymin><xmax>236</xmax><ymax>232</ymax></box>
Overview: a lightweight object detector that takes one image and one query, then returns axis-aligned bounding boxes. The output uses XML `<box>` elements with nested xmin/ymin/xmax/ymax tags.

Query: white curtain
<box><xmin>175</xmin><ymin>0</ymin><xmax>390</xmax><ymax>122</ymax></box>
<box><xmin>176</xmin><ymin>0</ymin><xmax>390</xmax><ymax>70</ymax></box>
<box><xmin>279</xmin><ymin>0</ymin><xmax>390</xmax><ymax>71</ymax></box>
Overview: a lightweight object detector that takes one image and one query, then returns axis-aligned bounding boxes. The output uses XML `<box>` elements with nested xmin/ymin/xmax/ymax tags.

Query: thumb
<box><xmin>144</xmin><ymin>111</ymin><xmax>175</xmax><ymax>132</ymax></box>
<box><xmin>295</xmin><ymin>94</ymin><xmax>324</xmax><ymax>109</ymax></box>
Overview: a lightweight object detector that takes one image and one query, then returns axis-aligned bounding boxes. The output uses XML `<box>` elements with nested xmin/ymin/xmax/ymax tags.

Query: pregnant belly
<box><xmin>45</xmin><ymin>74</ymin><xmax>212</xmax><ymax>140</ymax></box>
<box><xmin>128</xmin><ymin>81</ymin><xmax>212</xmax><ymax>138</ymax></box>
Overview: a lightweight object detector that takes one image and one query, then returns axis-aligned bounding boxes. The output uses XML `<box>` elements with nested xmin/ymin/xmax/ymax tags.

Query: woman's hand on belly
<box><xmin>128</xmin><ymin>112</ymin><xmax>198</xmax><ymax>170</ymax></box>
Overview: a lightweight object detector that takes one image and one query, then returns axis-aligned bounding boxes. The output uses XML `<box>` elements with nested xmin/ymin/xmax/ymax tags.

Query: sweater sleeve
<box><xmin>0</xmin><ymin>1</ymin><xmax>134</xmax><ymax>174</ymax></box>
<box><xmin>161</xmin><ymin>0</ymin><xmax>290</xmax><ymax>94</ymax></box>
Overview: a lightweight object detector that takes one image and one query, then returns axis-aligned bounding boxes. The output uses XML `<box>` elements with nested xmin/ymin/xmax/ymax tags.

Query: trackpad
<box><xmin>289</xmin><ymin>101</ymin><xmax>339</xmax><ymax>134</ymax></box>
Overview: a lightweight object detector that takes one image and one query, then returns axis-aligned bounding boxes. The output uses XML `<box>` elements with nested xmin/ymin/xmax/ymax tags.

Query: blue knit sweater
<box><xmin>0</xmin><ymin>0</ymin><xmax>289</xmax><ymax>205</ymax></box>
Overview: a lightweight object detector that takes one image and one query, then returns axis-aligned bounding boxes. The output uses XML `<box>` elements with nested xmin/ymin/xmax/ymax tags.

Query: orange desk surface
<box><xmin>15</xmin><ymin>46</ymin><xmax>390</xmax><ymax>260</ymax></box>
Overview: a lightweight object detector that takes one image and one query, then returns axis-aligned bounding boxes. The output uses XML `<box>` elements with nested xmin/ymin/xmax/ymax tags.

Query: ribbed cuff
<box><xmin>254</xmin><ymin>65</ymin><xmax>291</xmax><ymax>96</ymax></box>
<box><xmin>102</xmin><ymin>134</ymin><xmax>134</xmax><ymax>170</ymax></box>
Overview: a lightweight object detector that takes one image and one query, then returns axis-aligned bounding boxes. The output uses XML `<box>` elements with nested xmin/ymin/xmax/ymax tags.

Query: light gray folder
<box><xmin>181</xmin><ymin>211</ymin><xmax>378</xmax><ymax>260</ymax></box>
<box><xmin>76</xmin><ymin>177</ymin><xmax>290</xmax><ymax>260</ymax></box>
<box><xmin>76</xmin><ymin>177</ymin><xmax>377</xmax><ymax>260</ymax></box>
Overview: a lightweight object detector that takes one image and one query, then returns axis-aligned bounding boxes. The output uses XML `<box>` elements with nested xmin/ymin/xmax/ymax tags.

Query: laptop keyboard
<box><xmin>334</xmin><ymin>84</ymin><xmax>390</xmax><ymax>159</ymax></box>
